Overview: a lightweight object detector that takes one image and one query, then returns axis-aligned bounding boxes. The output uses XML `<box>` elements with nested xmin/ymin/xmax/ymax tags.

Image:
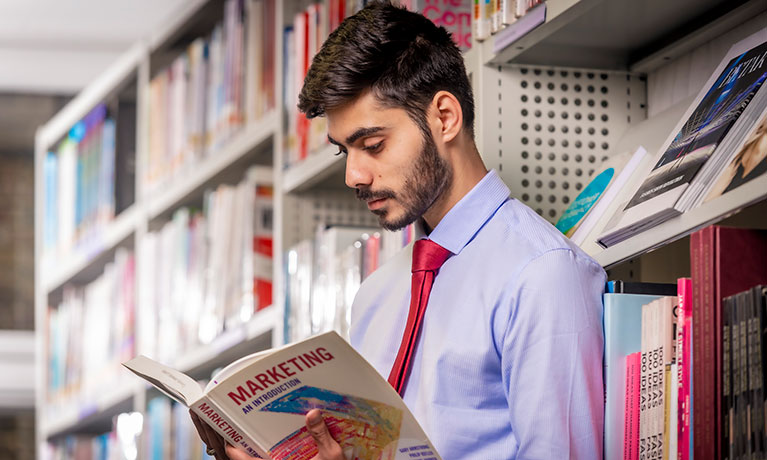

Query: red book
<box><xmin>624</xmin><ymin>352</ymin><xmax>641</xmax><ymax>460</ymax></box>
<box><xmin>690</xmin><ymin>226</ymin><xmax>767</xmax><ymax>460</ymax></box>
<box><xmin>677</xmin><ymin>278</ymin><xmax>692</xmax><ymax>460</ymax></box>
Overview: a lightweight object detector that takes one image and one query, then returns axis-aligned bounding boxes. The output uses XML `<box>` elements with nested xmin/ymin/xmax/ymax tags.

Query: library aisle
<box><xmin>0</xmin><ymin>0</ymin><xmax>765</xmax><ymax>458</ymax></box>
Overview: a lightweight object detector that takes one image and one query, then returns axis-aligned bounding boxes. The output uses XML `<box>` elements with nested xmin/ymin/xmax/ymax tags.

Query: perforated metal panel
<box><xmin>284</xmin><ymin>191</ymin><xmax>380</xmax><ymax>248</ymax></box>
<box><xmin>480</xmin><ymin>64</ymin><xmax>648</xmax><ymax>223</ymax></box>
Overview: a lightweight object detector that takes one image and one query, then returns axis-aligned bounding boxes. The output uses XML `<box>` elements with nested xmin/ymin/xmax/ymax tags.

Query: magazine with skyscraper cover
<box><xmin>598</xmin><ymin>29</ymin><xmax>767</xmax><ymax>247</ymax></box>
<box><xmin>124</xmin><ymin>332</ymin><xmax>440</xmax><ymax>460</ymax></box>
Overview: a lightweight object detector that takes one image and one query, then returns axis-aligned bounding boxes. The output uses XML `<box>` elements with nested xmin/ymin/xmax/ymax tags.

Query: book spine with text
<box><xmin>190</xmin><ymin>396</ymin><xmax>269</xmax><ymax>459</ymax></box>
<box><xmin>677</xmin><ymin>278</ymin><xmax>692</xmax><ymax>460</ymax></box>
<box><xmin>625</xmin><ymin>352</ymin><xmax>641</xmax><ymax>460</ymax></box>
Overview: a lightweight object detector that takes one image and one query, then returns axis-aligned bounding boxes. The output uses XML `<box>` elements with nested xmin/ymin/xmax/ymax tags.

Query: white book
<box><xmin>125</xmin><ymin>331</ymin><xmax>441</xmax><ymax>460</ymax></box>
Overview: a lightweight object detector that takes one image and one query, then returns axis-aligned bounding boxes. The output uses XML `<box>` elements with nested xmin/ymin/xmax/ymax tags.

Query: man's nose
<box><xmin>344</xmin><ymin>150</ymin><xmax>373</xmax><ymax>189</ymax></box>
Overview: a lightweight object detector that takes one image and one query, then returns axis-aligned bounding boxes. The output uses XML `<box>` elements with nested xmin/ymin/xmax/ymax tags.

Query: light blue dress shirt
<box><xmin>350</xmin><ymin>170</ymin><xmax>606</xmax><ymax>459</ymax></box>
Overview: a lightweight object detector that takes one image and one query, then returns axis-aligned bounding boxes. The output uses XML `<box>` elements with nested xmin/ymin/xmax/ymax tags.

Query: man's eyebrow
<box><xmin>346</xmin><ymin>126</ymin><xmax>386</xmax><ymax>145</ymax></box>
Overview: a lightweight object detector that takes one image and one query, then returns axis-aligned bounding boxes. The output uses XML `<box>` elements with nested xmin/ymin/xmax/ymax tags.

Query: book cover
<box><xmin>602</xmin><ymin>293</ymin><xmax>664</xmax><ymax>460</ymax></box>
<box><xmin>555</xmin><ymin>147</ymin><xmax>645</xmax><ymax>241</ymax></box>
<box><xmin>125</xmin><ymin>332</ymin><xmax>440</xmax><ymax>460</ymax></box>
<box><xmin>704</xmin><ymin>107</ymin><xmax>767</xmax><ymax>202</ymax></box>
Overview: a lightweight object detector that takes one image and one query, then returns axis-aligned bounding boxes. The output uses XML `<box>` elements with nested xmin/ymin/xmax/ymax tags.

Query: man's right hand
<box><xmin>189</xmin><ymin>410</ymin><xmax>260</xmax><ymax>460</ymax></box>
<box><xmin>189</xmin><ymin>408</ymin><xmax>345</xmax><ymax>460</ymax></box>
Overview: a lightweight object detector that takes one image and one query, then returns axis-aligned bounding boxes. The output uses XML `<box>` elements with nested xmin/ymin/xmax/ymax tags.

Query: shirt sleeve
<box><xmin>501</xmin><ymin>248</ymin><xmax>605</xmax><ymax>459</ymax></box>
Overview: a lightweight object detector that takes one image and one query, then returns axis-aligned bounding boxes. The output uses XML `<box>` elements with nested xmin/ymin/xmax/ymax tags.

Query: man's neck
<box><xmin>422</xmin><ymin>144</ymin><xmax>488</xmax><ymax>230</ymax></box>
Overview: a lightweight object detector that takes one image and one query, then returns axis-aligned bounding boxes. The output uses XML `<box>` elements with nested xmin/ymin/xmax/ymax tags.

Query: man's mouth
<box><xmin>367</xmin><ymin>197</ymin><xmax>388</xmax><ymax>210</ymax></box>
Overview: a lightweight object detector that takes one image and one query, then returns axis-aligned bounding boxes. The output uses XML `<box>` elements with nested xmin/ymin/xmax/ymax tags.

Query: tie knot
<box><xmin>412</xmin><ymin>239</ymin><xmax>452</xmax><ymax>273</ymax></box>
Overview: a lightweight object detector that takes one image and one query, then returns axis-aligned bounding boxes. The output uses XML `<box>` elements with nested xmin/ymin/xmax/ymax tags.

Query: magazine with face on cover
<box><xmin>598</xmin><ymin>28</ymin><xmax>767</xmax><ymax>247</ymax></box>
<box><xmin>124</xmin><ymin>331</ymin><xmax>441</xmax><ymax>460</ymax></box>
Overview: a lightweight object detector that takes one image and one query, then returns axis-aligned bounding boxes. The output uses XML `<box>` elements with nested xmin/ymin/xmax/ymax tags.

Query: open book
<box><xmin>124</xmin><ymin>331</ymin><xmax>440</xmax><ymax>460</ymax></box>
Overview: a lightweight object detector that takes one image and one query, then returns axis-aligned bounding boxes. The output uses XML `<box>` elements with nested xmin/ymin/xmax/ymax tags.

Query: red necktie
<box><xmin>388</xmin><ymin>239</ymin><xmax>452</xmax><ymax>396</ymax></box>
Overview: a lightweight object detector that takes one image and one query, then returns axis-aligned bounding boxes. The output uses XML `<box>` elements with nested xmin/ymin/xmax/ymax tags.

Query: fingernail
<box><xmin>306</xmin><ymin>409</ymin><xmax>323</xmax><ymax>426</ymax></box>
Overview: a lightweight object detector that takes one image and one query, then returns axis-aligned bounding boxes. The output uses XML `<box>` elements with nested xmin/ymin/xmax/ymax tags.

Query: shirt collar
<box><xmin>415</xmin><ymin>169</ymin><xmax>510</xmax><ymax>255</ymax></box>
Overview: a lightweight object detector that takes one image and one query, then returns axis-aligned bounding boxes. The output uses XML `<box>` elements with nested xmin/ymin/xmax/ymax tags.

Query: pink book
<box><xmin>677</xmin><ymin>278</ymin><xmax>693</xmax><ymax>460</ymax></box>
<box><xmin>624</xmin><ymin>352</ymin><xmax>641</xmax><ymax>460</ymax></box>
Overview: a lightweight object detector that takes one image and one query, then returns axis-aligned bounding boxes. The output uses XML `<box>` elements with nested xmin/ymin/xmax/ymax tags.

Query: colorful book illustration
<box><xmin>263</xmin><ymin>386</ymin><xmax>402</xmax><ymax>459</ymax></box>
<box><xmin>124</xmin><ymin>332</ymin><xmax>439</xmax><ymax>460</ymax></box>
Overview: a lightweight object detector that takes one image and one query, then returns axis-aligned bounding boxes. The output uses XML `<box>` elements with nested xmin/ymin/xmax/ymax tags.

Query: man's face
<box><xmin>326</xmin><ymin>92</ymin><xmax>452</xmax><ymax>230</ymax></box>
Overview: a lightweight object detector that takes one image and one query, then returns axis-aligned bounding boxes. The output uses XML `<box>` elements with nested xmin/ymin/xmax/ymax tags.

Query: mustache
<box><xmin>356</xmin><ymin>187</ymin><xmax>396</xmax><ymax>202</ymax></box>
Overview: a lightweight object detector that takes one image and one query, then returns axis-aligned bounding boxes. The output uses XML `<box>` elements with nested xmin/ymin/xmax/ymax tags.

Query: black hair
<box><xmin>298</xmin><ymin>1</ymin><xmax>475</xmax><ymax>138</ymax></box>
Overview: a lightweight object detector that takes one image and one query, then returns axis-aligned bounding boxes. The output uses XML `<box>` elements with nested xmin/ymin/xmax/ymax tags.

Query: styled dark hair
<box><xmin>298</xmin><ymin>1</ymin><xmax>475</xmax><ymax>138</ymax></box>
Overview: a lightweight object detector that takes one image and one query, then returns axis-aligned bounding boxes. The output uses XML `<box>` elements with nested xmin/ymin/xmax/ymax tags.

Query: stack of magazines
<box><xmin>599</xmin><ymin>31</ymin><xmax>767</xmax><ymax>248</ymax></box>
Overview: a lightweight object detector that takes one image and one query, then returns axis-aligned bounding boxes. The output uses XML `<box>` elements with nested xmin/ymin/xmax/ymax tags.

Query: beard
<box><xmin>355</xmin><ymin>130</ymin><xmax>452</xmax><ymax>231</ymax></box>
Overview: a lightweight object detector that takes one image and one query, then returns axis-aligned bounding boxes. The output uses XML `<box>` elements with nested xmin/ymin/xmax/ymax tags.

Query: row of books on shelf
<box><xmin>46</xmin><ymin>166</ymin><xmax>273</xmax><ymax>420</ymax></box>
<box><xmin>46</xmin><ymin>248</ymin><xmax>135</xmax><ymax>420</ymax></box>
<box><xmin>472</xmin><ymin>0</ymin><xmax>543</xmax><ymax>42</ymax></box>
<box><xmin>45</xmin><ymin>412</ymin><xmax>145</xmax><ymax>460</ymax></box>
<box><xmin>144</xmin><ymin>397</ymin><xmax>214</xmax><ymax>460</ymax></box>
<box><xmin>42</xmin><ymin>103</ymin><xmax>134</xmax><ymax>262</ymax></box>
<box><xmin>146</xmin><ymin>0</ymin><xmax>276</xmax><ymax>192</ymax></box>
<box><xmin>284</xmin><ymin>223</ymin><xmax>416</xmax><ymax>343</ymax></box>
<box><xmin>555</xmin><ymin>28</ymin><xmax>767</xmax><ymax>252</ymax></box>
<box><xmin>605</xmin><ymin>225</ymin><xmax>767</xmax><ymax>460</ymax></box>
<box><xmin>138</xmin><ymin>166</ymin><xmax>273</xmax><ymax>363</ymax></box>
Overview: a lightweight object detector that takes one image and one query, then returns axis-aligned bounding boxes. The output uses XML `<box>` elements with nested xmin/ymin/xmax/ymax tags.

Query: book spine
<box><xmin>677</xmin><ymin>278</ymin><xmax>692</xmax><ymax>460</ymax></box>
<box><xmin>625</xmin><ymin>352</ymin><xmax>641</xmax><ymax>460</ymax></box>
<box><xmin>663</xmin><ymin>363</ymin><xmax>672</xmax><ymax>460</ymax></box>
<box><xmin>749</xmin><ymin>287</ymin><xmax>764</xmax><ymax>459</ymax></box>
<box><xmin>723</xmin><ymin>296</ymin><xmax>733</xmax><ymax>460</ymax></box>
<box><xmin>739</xmin><ymin>293</ymin><xmax>752</xmax><ymax>459</ymax></box>
<box><xmin>191</xmin><ymin>396</ymin><xmax>269</xmax><ymax>458</ymax></box>
<box><xmin>692</xmin><ymin>226</ymin><xmax>716</xmax><ymax>460</ymax></box>
<box><xmin>640</xmin><ymin>301</ymin><xmax>653</xmax><ymax>459</ymax></box>
<box><xmin>758</xmin><ymin>287</ymin><xmax>767</xmax><ymax>460</ymax></box>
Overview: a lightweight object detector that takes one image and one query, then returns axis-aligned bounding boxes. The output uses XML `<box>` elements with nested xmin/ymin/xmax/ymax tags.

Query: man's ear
<box><xmin>431</xmin><ymin>90</ymin><xmax>463</xmax><ymax>144</ymax></box>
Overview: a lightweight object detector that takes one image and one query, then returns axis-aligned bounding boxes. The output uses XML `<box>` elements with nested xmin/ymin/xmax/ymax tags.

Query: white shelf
<box><xmin>147</xmin><ymin>112</ymin><xmax>278</xmax><ymax>219</ymax></box>
<box><xmin>174</xmin><ymin>305</ymin><xmax>276</xmax><ymax>376</ymax></box>
<box><xmin>44</xmin><ymin>381</ymin><xmax>138</xmax><ymax>439</ymax></box>
<box><xmin>37</xmin><ymin>43</ymin><xmax>146</xmax><ymax>151</ymax></box>
<box><xmin>483</xmin><ymin>0</ymin><xmax>767</xmax><ymax>71</ymax></box>
<box><xmin>283</xmin><ymin>144</ymin><xmax>345</xmax><ymax>193</ymax></box>
<box><xmin>0</xmin><ymin>330</ymin><xmax>34</xmax><ymax>410</ymax></box>
<box><xmin>590</xmin><ymin>172</ymin><xmax>767</xmax><ymax>268</ymax></box>
<box><xmin>42</xmin><ymin>205</ymin><xmax>140</xmax><ymax>293</ymax></box>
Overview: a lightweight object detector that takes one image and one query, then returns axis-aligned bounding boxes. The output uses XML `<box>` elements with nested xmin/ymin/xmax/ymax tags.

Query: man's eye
<box><xmin>362</xmin><ymin>141</ymin><xmax>383</xmax><ymax>152</ymax></box>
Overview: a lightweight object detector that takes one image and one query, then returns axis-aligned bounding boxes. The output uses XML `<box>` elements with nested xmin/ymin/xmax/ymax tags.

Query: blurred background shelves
<box><xmin>283</xmin><ymin>144</ymin><xmax>346</xmax><ymax>193</ymax></box>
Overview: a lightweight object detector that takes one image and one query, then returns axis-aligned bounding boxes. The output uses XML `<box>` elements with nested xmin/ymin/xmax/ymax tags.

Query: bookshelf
<box><xmin>33</xmin><ymin>0</ymin><xmax>767</xmax><ymax>458</ymax></box>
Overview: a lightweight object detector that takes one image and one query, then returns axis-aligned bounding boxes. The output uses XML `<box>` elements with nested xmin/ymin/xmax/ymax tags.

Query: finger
<box><xmin>306</xmin><ymin>409</ymin><xmax>343</xmax><ymax>459</ymax></box>
<box><xmin>201</xmin><ymin>422</ymin><xmax>229</xmax><ymax>460</ymax></box>
<box><xmin>190</xmin><ymin>410</ymin><xmax>212</xmax><ymax>446</ymax></box>
<box><xmin>225</xmin><ymin>444</ymin><xmax>262</xmax><ymax>459</ymax></box>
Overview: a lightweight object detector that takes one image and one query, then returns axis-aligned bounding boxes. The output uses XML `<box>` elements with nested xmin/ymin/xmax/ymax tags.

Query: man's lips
<box><xmin>367</xmin><ymin>197</ymin><xmax>388</xmax><ymax>210</ymax></box>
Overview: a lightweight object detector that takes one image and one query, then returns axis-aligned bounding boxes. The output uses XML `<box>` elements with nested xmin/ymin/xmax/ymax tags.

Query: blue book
<box><xmin>603</xmin><ymin>293</ymin><xmax>665</xmax><ymax>460</ymax></box>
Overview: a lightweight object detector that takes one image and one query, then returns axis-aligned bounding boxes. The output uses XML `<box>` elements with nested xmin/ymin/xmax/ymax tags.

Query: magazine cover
<box><xmin>124</xmin><ymin>332</ymin><xmax>441</xmax><ymax>460</ymax></box>
<box><xmin>624</xmin><ymin>40</ymin><xmax>767</xmax><ymax>211</ymax></box>
<box><xmin>704</xmin><ymin>109</ymin><xmax>767</xmax><ymax>202</ymax></box>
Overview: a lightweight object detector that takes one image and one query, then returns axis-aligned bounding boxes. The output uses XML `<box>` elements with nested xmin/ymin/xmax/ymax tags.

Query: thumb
<box><xmin>306</xmin><ymin>409</ymin><xmax>343</xmax><ymax>459</ymax></box>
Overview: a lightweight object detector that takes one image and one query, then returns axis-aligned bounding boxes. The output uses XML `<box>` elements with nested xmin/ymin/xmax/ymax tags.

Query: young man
<box><xmin>193</xmin><ymin>2</ymin><xmax>606</xmax><ymax>459</ymax></box>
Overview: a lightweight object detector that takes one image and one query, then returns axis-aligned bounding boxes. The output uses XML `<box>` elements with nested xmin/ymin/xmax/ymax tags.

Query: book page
<box><xmin>123</xmin><ymin>355</ymin><xmax>203</xmax><ymax>406</ymax></box>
